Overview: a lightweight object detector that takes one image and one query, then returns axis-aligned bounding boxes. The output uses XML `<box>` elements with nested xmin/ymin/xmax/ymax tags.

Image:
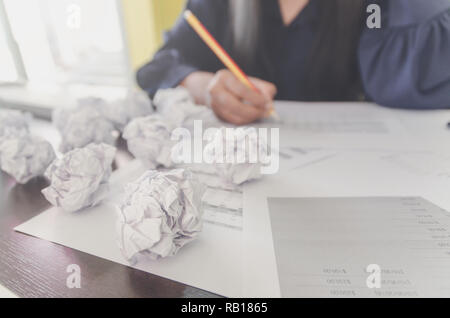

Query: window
<box><xmin>0</xmin><ymin>0</ymin><xmax>18</xmax><ymax>83</ymax></box>
<box><xmin>0</xmin><ymin>23</ymin><xmax>18</xmax><ymax>83</ymax></box>
<box><xmin>0</xmin><ymin>0</ymin><xmax>184</xmax><ymax>115</ymax></box>
<box><xmin>2</xmin><ymin>0</ymin><xmax>131</xmax><ymax>87</ymax></box>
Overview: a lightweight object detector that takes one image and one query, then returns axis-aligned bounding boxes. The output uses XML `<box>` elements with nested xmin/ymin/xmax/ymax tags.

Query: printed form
<box><xmin>268</xmin><ymin>197</ymin><xmax>450</xmax><ymax>297</ymax></box>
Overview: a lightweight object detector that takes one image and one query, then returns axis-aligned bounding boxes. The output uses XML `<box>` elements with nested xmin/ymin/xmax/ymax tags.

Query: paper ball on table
<box><xmin>122</xmin><ymin>88</ymin><xmax>154</xmax><ymax>123</ymax></box>
<box><xmin>42</xmin><ymin>143</ymin><xmax>116</xmax><ymax>212</ymax></box>
<box><xmin>117</xmin><ymin>169</ymin><xmax>205</xmax><ymax>262</ymax></box>
<box><xmin>153</xmin><ymin>87</ymin><xmax>194</xmax><ymax>110</ymax></box>
<box><xmin>54</xmin><ymin>106</ymin><xmax>118</xmax><ymax>153</ymax></box>
<box><xmin>153</xmin><ymin>87</ymin><xmax>218</xmax><ymax>129</ymax></box>
<box><xmin>0</xmin><ymin>135</ymin><xmax>56</xmax><ymax>184</ymax></box>
<box><xmin>205</xmin><ymin>127</ymin><xmax>264</xmax><ymax>185</ymax></box>
<box><xmin>103</xmin><ymin>89</ymin><xmax>154</xmax><ymax>131</ymax></box>
<box><xmin>0</xmin><ymin>109</ymin><xmax>30</xmax><ymax>140</ymax></box>
<box><xmin>123</xmin><ymin>115</ymin><xmax>174</xmax><ymax>169</ymax></box>
<box><xmin>77</xmin><ymin>96</ymin><xmax>129</xmax><ymax>131</ymax></box>
<box><xmin>74</xmin><ymin>89</ymin><xmax>153</xmax><ymax>132</ymax></box>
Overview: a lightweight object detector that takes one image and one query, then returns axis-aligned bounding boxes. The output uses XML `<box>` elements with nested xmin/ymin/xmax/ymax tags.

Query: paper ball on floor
<box><xmin>117</xmin><ymin>169</ymin><xmax>205</xmax><ymax>262</ymax></box>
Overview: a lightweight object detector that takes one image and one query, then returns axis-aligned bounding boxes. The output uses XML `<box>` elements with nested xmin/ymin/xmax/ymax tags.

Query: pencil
<box><xmin>184</xmin><ymin>10</ymin><xmax>278</xmax><ymax>119</ymax></box>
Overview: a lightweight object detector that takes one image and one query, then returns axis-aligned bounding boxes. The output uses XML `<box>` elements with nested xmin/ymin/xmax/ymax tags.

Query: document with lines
<box><xmin>268</xmin><ymin>197</ymin><xmax>450</xmax><ymax>297</ymax></box>
<box><xmin>243</xmin><ymin>149</ymin><xmax>450</xmax><ymax>297</ymax></box>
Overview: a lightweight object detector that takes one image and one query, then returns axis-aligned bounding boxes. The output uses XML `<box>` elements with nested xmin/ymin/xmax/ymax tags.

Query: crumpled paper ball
<box><xmin>122</xmin><ymin>88</ymin><xmax>154</xmax><ymax>123</ymax></box>
<box><xmin>153</xmin><ymin>87</ymin><xmax>218</xmax><ymax>129</ymax></box>
<box><xmin>77</xmin><ymin>96</ymin><xmax>126</xmax><ymax>129</ymax></box>
<box><xmin>0</xmin><ymin>135</ymin><xmax>56</xmax><ymax>184</ymax></box>
<box><xmin>0</xmin><ymin>109</ymin><xmax>30</xmax><ymax>141</ymax></box>
<box><xmin>117</xmin><ymin>169</ymin><xmax>205</xmax><ymax>262</ymax></box>
<box><xmin>77</xmin><ymin>89</ymin><xmax>153</xmax><ymax>131</ymax></box>
<box><xmin>153</xmin><ymin>87</ymin><xmax>194</xmax><ymax>110</ymax></box>
<box><xmin>42</xmin><ymin>143</ymin><xmax>116</xmax><ymax>212</ymax></box>
<box><xmin>123</xmin><ymin>115</ymin><xmax>174</xmax><ymax>169</ymax></box>
<box><xmin>205</xmin><ymin>127</ymin><xmax>264</xmax><ymax>185</ymax></box>
<box><xmin>54</xmin><ymin>105</ymin><xmax>117</xmax><ymax>153</ymax></box>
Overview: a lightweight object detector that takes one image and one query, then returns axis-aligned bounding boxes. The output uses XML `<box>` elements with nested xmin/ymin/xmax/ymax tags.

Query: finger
<box><xmin>216</xmin><ymin>89</ymin><xmax>266</xmax><ymax>124</ymax></box>
<box><xmin>210</xmin><ymin>96</ymin><xmax>247</xmax><ymax>125</ymax></box>
<box><xmin>209</xmin><ymin>81</ymin><xmax>246</xmax><ymax>125</ymax></box>
<box><xmin>214</xmin><ymin>106</ymin><xmax>247</xmax><ymax>125</ymax></box>
<box><xmin>250</xmin><ymin>78</ymin><xmax>277</xmax><ymax>100</ymax></box>
<box><xmin>210</xmin><ymin>82</ymin><xmax>264</xmax><ymax>121</ymax></box>
<box><xmin>223</xmin><ymin>74</ymin><xmax>268</xmax><ymax>107</ymax></box>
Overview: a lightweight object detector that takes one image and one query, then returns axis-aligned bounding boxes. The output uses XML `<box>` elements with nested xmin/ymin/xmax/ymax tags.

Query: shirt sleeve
<box><xmin>136</xmin><ymin>0</ymin><xmax>227</xmax><ymax>97</ymax></box>
<box><xmin>358</xmin><ymin>0</ymin><xmax>450</xmax><ymax>109</ymax></box>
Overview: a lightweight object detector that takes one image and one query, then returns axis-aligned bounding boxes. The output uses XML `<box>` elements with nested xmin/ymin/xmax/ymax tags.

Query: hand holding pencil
<box><xmin>183</xmin><ymin>10</ymin><xmax>279</xmax><ymax>124</ymax></box>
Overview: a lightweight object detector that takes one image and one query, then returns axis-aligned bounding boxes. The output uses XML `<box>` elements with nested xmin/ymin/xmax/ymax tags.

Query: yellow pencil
<box><xmin>184</xmin><ymin>10</ymin><xmax>278</xmax><ymax>119</ymax></box>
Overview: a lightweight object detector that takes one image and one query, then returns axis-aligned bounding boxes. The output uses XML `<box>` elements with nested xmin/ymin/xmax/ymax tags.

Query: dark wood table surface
<box><xmin>0</xmin><ymin>137</ymin><xmax>218</xmax><ymax>298</ymax></box>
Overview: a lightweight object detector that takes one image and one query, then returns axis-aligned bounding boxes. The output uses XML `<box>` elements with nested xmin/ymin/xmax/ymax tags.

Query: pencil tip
<box><xmin>271</xmin><ymin>112</ymin><xmax>281</xmax><ymax>121</ymax></box>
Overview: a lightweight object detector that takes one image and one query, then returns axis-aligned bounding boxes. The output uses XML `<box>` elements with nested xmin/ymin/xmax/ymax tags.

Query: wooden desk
<box><xmin>0</xmin><ymin>138</ymin><xmax>218</xmax><ymax>298</ymax></box>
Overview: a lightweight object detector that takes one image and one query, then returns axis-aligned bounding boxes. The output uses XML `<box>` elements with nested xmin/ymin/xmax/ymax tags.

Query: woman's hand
<box><xmin>181</xmin><ymin>70</ymin><xmax>277</xmax><ymax>125</ymax></box>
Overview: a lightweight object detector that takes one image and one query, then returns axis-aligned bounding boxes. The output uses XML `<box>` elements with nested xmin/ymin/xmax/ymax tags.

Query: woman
<box><xmin>137</xmin><ymin>0</ymin><xmax>450</xmax><ymax>125</ymax></box>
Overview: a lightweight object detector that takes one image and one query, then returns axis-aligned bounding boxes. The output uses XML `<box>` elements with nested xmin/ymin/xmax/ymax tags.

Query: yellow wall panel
<box><xmin>121</xmin><ymin>0</ymin><xmax>185</xmax><ymax>70</ymax></box>
<box><xmin>154</xmin><ymin>0</ymin><xmax>186</xmax><ymax>39</ymax></box>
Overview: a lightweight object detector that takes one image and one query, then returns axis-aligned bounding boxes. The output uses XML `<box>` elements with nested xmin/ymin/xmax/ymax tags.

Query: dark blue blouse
<box><xmin>137</xmin><ymin>0</ymin><xmax>450</xmax><ymax>109</ymax></box>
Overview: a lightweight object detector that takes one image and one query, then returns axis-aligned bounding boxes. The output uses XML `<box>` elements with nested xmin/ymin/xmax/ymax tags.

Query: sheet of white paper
<box><xmin>15</xmin><ymin>160</ymin><xmax>243</xmax><ymax>297</ymax></box>
<box><xmin>0</xmin><ymin>284</ymin><xmax>17</xmax><ymax>298</ymax></box>
<box><xmin>275</xmin><ymin>102</ymin><xmax>398</xmax><ymax>133</ymax></box>
<box><xmin>265</xmin><ymin>101</ymin><xmax>450</xmax><ymax>153</ymax></box>
<box><xmin>13</xmin><ymin>144</ymin><xmax>335</xmax><ymax>297</ymax></box>
<box><xmin>243</xmin><ymin>150</ymin><xmax>450</xmax><ymax>297</ymax></box>
<box><xmin>14</xmin><ymin>101</ymin><xmax>450</xmax><ymax>297</ymax></box>
<box><xmin>268</xmin><ymin>196</ymin><xmax>450</xmax><ymax>297</ymax></box>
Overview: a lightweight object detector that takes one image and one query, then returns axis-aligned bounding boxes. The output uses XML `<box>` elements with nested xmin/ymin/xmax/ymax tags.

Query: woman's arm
<box><xmin>137</xmin><ymin>0</ymin><xmax>277</xmax><ymax>125</ymax></box>
<box><xmin>136</xmin><ymin>0</ymin><xmax>226</xmax><ymax>98</ymax></box>
<box><xmin>358</xmin><ymin>0</ymin><xmax>450</xmax><ymax>109</ymax></box>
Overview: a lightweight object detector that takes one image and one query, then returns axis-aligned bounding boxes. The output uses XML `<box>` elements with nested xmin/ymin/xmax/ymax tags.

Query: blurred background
<box><xmin>0</xmin><ymin>0</ymin><xmax>185</xmax><ymax>116</ymax></box>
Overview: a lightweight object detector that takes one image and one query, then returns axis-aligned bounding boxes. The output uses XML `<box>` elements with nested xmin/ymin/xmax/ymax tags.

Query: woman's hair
<box><xmin>230</xmin><ymin>0</ymin><xmax>365</xmax><ymax>101</ymax></box>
